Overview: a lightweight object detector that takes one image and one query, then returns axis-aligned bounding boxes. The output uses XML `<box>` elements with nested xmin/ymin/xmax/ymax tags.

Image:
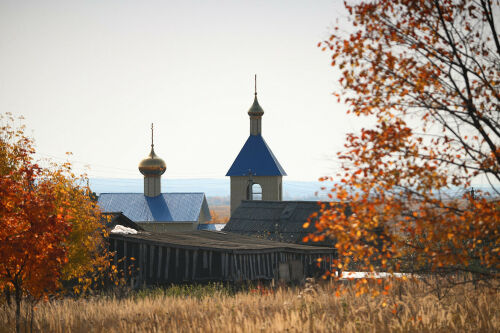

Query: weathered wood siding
<box><xmin>109</xmin><ymin>234</ymin><xmax>334</xmax><ymax>286</ymax></box>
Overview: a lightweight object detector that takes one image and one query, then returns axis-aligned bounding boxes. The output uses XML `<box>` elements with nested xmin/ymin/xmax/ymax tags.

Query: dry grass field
<box><xmin>1</xmin><ymin>280</ymin><xmax>498</xmax><ymax>332</ymax></box>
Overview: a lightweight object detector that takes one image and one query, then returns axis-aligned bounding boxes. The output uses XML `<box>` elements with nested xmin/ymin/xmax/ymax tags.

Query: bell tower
<box><xmin>226</xmin><ymin>76</ymin><xmax>286</xmax><ymax>214</ymax></box>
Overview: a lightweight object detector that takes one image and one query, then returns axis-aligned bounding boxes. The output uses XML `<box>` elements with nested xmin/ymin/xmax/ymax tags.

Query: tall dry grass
<box><xmin>0</xmin><ymin>280</ymin><xmax>498</xmax><ymax>332</ymax></box>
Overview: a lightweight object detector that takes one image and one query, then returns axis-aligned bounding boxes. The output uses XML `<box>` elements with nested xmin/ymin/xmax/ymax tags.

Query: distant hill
<box><xmin>90</xmin><ymin>178</ymin><xmax>495</xmax><ymax>202</ymax></box>
<box><xmin>89</xmin><ymin>178</ymin><xmax>329</xmax><ymax>201</ymax></box>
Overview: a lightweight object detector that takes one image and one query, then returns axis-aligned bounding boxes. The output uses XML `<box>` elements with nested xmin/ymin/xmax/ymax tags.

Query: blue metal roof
<box><xmin>226</xmin><ymin>134</ymin><xmax>286</xmax><ymax>176</ymax></box>
<box><xmin>97</xmin><ymin>193</ymin><xmax>211</xmax><ymax>223</ymax></box>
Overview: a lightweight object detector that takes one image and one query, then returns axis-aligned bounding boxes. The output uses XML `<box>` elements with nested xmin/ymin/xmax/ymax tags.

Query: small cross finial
<box><xmin>247</xmin><ymin>169</ymin><xmax>254</xmax><ymax>183</ymax></box>
<box><xmin>254</xmin><ymin>74</ymin><xmax>257</xmax><ymax>96</ymax></box>
<box><xmin>151</xmin><ymin>123</ymin><xmax>154</xmax><ymax>148</ymax></box>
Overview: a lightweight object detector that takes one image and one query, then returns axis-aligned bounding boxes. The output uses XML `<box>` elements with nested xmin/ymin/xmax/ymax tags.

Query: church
<box><xmin>98</xmin><ymin>125</ymin><xmax>211</xmax><ymax>232</ymax></box>
<box><xmin>99</xmin><ymin>77</ymin><xmax>329</xmax><ymax>246</ymax></box>
<box><xmin>222</xmin><ymin>78</ymin><xmax>335</xmax><ymax>247</ymax></box>
<box><xmin>100</xmin><ymin>78</ymin><xmax>336</xmax><ymax>286</ymax></box>
<box><xmin>226</xmin><ymin>77</ymin><xmax>287</xmax><ymax>214</ymax></box>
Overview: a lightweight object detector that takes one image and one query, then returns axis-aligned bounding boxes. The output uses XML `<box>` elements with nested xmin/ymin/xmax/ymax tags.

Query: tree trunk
<box><xmin>4</xmin><ymin>287</ymin><xmax>12</xmax><ymax>307</ymax></box>
<box><xmin>14</xmin><ymin>282</ymin><xmax>22</xmax><ymax>333</ymax></box>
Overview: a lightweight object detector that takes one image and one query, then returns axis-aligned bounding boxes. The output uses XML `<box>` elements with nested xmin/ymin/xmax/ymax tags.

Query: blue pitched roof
<box><xmin>97</xmin><ymin>193</ymin><xmax>211</xmax><ymax>223</ymax></box>
<box><xmin>226</xmin><ymin>134</ymin><xmax>286</xmax><ymax>176</ymax></box>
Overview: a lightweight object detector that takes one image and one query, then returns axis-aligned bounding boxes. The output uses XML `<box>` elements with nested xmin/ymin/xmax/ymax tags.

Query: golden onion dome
<box><xmin>138</xmin><ymin>146</ymin><xmax>166</xmax><ymax>176</ymax></box>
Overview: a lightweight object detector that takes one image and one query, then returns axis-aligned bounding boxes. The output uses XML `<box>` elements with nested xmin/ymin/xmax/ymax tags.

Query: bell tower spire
<box><xmin>248</xmin><ymin>74</ymin><xmax>264</xmax><ymax>136</ymax></box>
<box><xmin>254</xmin><ymin>74</ymin><xmax>257</xmax><ymax>96</ymax></box>
<box><xmin>151</xmin><ymin>123</ymin><xmax>154</xmax><ymax>148</ymax></box>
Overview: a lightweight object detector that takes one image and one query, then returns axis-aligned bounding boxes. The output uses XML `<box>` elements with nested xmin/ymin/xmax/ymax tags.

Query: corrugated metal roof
<box><xmin>223</xmin><ymin>201</ymin><xmax>349</xmax><ymax>246</ymax></box>
<box><xmin>197</xmin><ymin>223</ymin><xmax>226</xmax><ymax>231</ymax></box>
<box><xmin>226</xmin><ymin>134</ymin><xmax>286</xmax><ymax>176</ymax></box>
<box><xmin>98</xmin><ymin>193</ymin><xmax>211</xmax><ymax>223</ymax></box>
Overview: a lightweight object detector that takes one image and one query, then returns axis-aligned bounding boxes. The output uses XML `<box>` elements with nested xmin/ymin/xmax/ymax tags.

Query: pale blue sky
<box><xmin>0</xmin><ymin>0</ymin><xmax>364</xmax><ymax>181</ymax></box>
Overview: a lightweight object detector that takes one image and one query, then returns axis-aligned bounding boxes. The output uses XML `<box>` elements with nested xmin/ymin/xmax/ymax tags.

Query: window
<box><xmin>251</xmin><ymin>183</ymin><xmax>262</xmax><ymax>200</ymax></box>
<box><xmin>246</xmin><ymin>182</ymin><xmax>263</xmax><ymax>200</ymax></box>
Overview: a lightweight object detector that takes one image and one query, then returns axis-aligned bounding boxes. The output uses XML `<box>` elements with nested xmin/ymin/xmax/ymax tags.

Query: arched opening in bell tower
<box><xmin>252</xmin><ymin>183</ymin><xmax>262</xmax><ymax>200</ymax></box>
<box><xmin>247</xmin><ymin>183</ymin><xmax>263</xmax><ymax>200</ymax></box>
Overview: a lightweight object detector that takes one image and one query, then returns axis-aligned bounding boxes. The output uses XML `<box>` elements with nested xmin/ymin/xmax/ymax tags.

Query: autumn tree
<box><xmin>209</xmin><ymin>209</ymin><xmax>230</xmax><ymax>224</ymax></box>
<box><xmin>314</xmin><ymin>0</ymin><xmax>499</xmax><ymax>291</ymax></box>
<box><xmin>48</xmin><ymin>162</ymin><xmax>110</xmax><ymax>293</ymax></box>
<box><xmin>0</xmin><ymin>114</ymin><xmax>108</xmax><ymax>331</ymax></box>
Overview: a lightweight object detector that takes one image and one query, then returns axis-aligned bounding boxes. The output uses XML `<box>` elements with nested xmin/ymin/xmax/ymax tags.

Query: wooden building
<box><xmin>109</xmin><ymin>230</ymin><xmax>335</xmax><ymax>286</ymax></box>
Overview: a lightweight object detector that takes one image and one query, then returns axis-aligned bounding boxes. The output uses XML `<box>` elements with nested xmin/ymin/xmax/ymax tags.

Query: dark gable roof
<box><xmin>98</xmin><ymin>193</ymin><xmax>211</xmax><ymax>223</ymax></box>
<box><xmin>223</xmin><ymin>200</ymin><xmax>348</xmax><ymax>246</ymax></box>
<box><xmin>226</xmin><ymin>135</ymin><xmax>286</xmax><ymax>176</ymax></box>
<box><xmin>102</xmin><ymin>212</ymin><xmax>144</xmax><ymax>231</ymax></box>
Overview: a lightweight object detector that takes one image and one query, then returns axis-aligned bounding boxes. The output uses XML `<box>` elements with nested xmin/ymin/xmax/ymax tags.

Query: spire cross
<box><xmin>247</xmin><ymin>169</ymin><xmax>254</xmax><ymax>182</ymax></box>
<box><xmin>247</xmin><ymin>169</ymin><xmax>254</xmax><ymax>200</ymax></box>
<box><xmin>254</xmin><ymin>74</ymin><xmax>257</xmax><ymax>96</ymax></box>
<box><xmin>151</xmin><ymin>123</ymin><xmax>154</xmax><ymax>148</ymax></box>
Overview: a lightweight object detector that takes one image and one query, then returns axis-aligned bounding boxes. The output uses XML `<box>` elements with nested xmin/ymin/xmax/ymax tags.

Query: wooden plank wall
<box><xmin>109</xmin><ymin>237</ymin><xmax>334</xmax><ymax>287</ymax></box>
